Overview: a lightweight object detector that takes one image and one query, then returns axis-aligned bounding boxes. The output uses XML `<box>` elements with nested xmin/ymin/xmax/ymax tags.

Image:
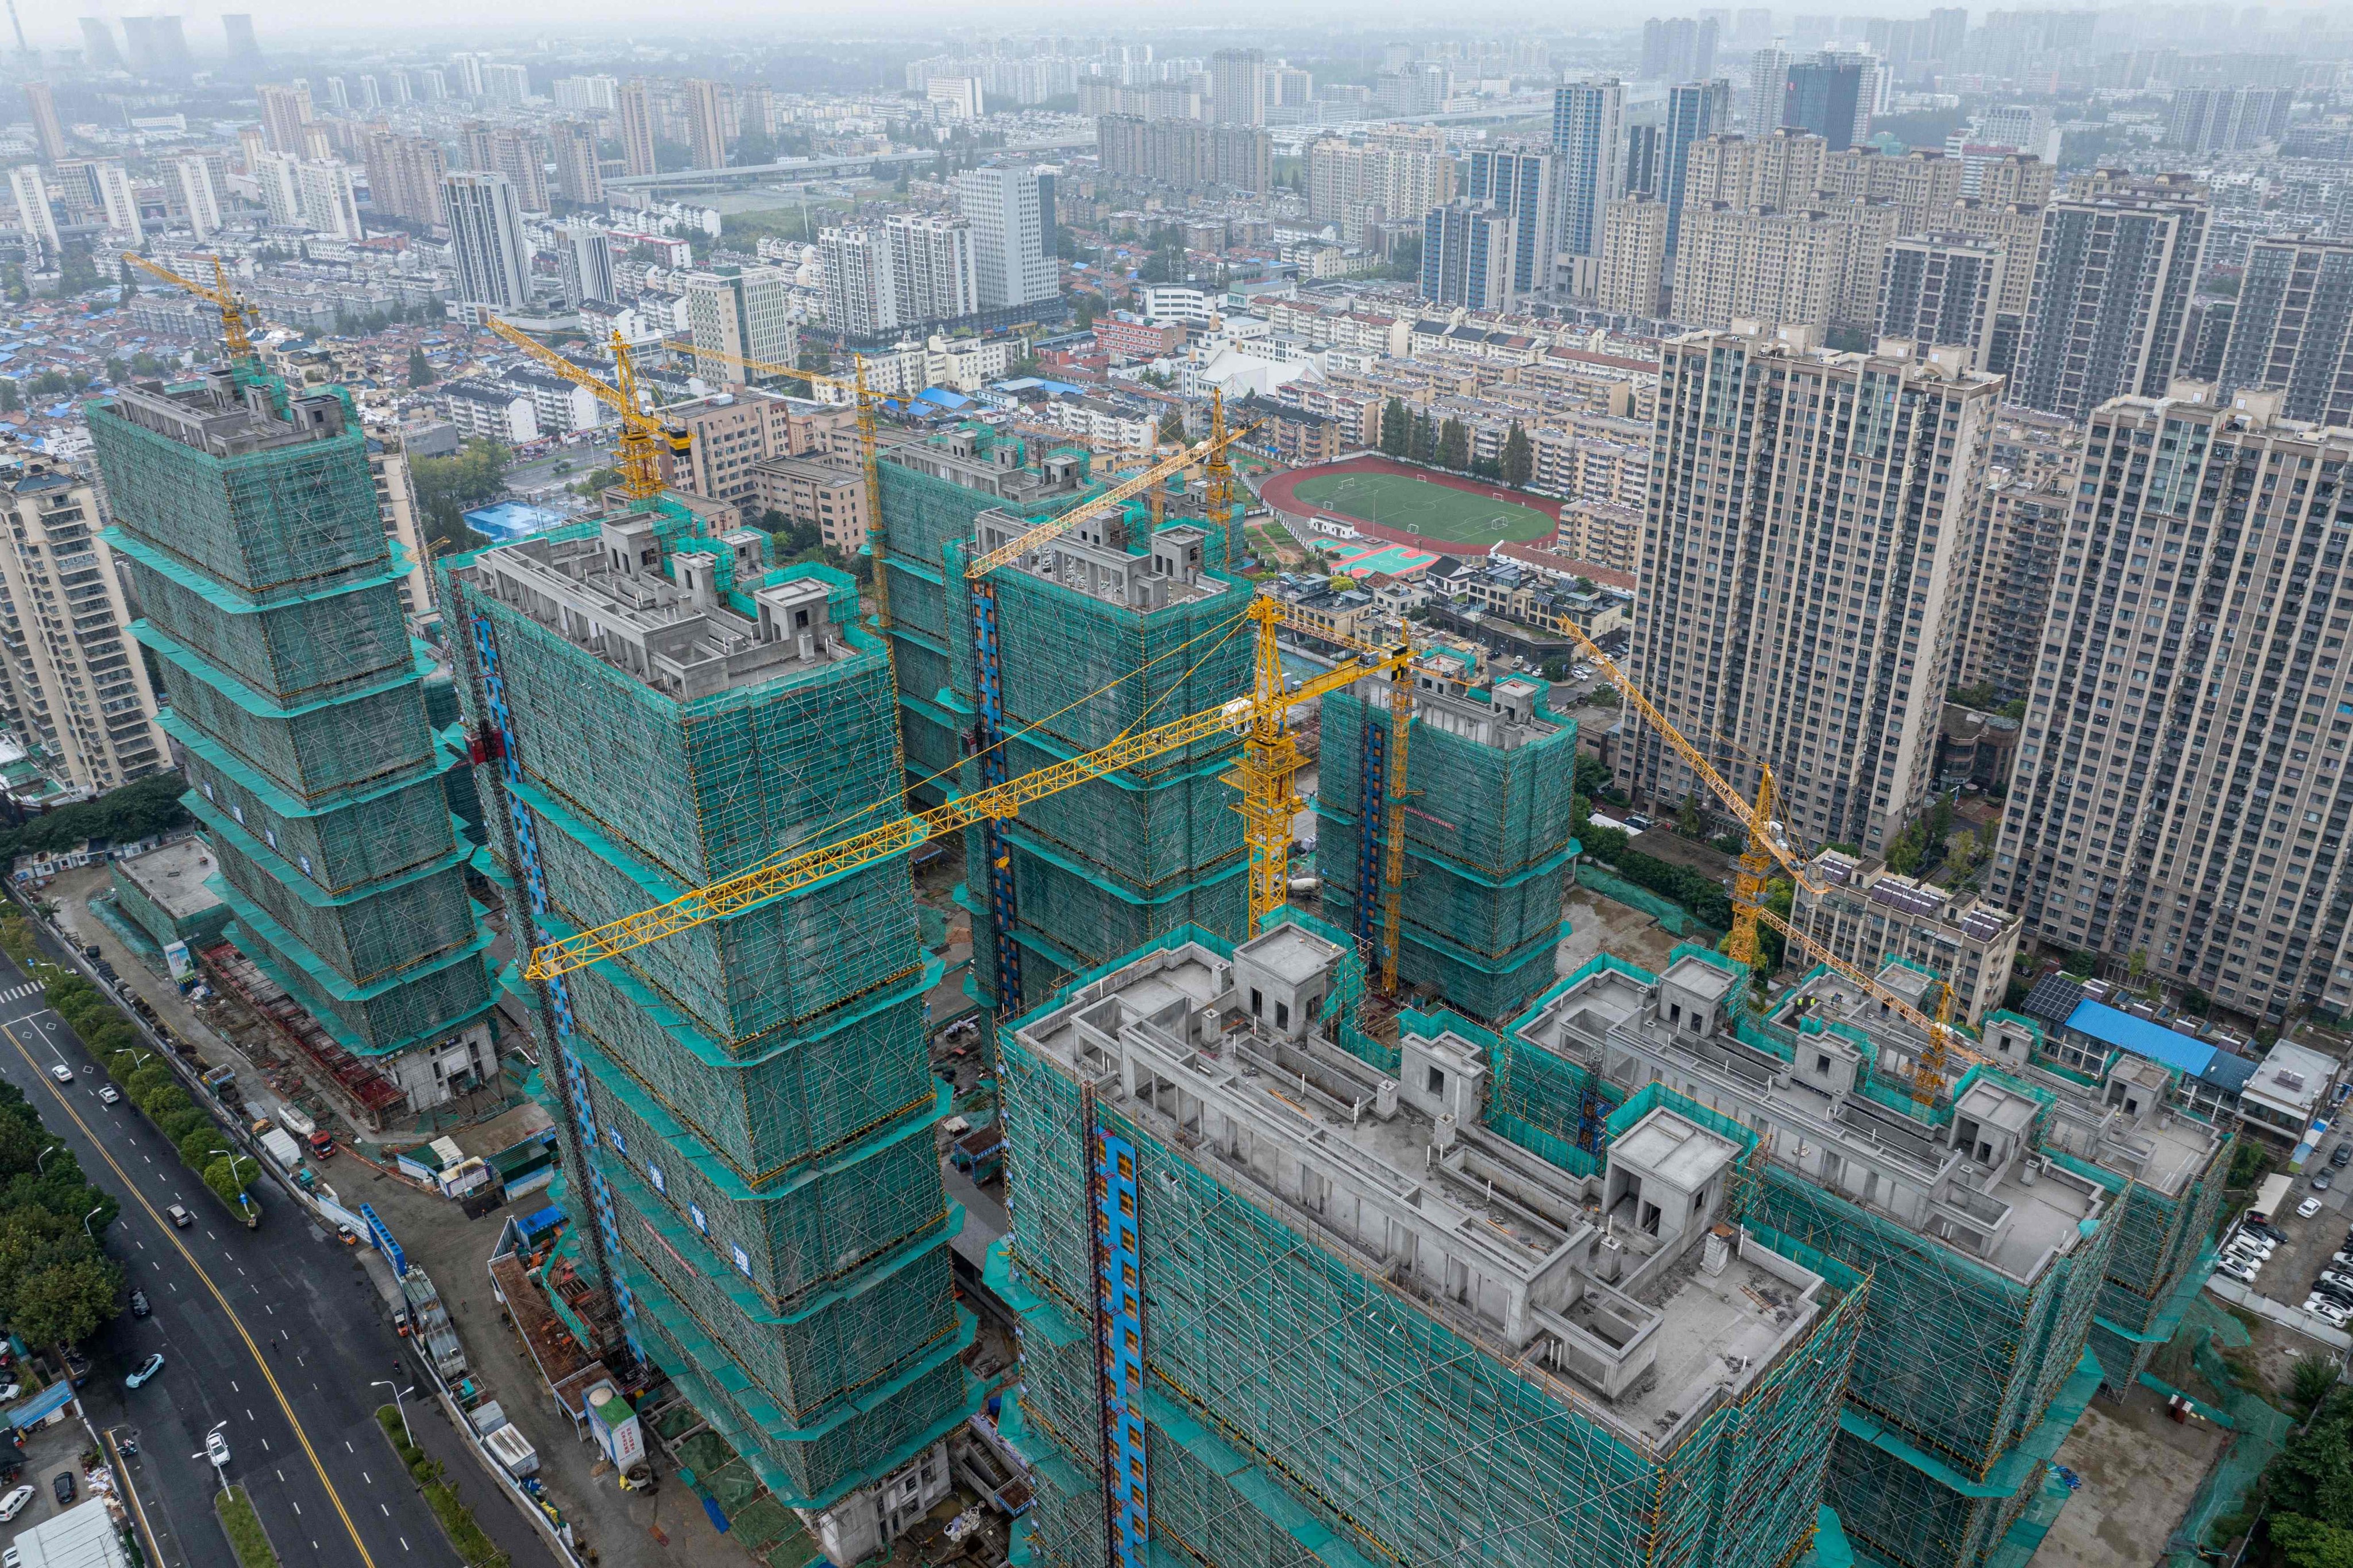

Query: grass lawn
<box><xmin>1288</xmin><ymin>471</ymin><xmax>1556</xmax><ymax>547</ymax></box>
<box><xmin>216</xmin><ymin>1485</ymin><xmax>279</xmax><ymax>1568</ymax></box>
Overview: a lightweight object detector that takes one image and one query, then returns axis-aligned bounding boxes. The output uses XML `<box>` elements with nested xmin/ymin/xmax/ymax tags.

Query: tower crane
<box><xmin>122</xmin><ymin>253</ymin><xmax>263</xmax><ymax>367</ymax></box>
<box><xmin>483</xmin><ymin>319</ymin><xmax>691</xmax><ymax>504</ymax></box>
<box><xmin>521</xmin><ymin>596</ymin><xmax>1413</xmax><ymax>984</ymax></box>
<box><xmin>1546</xmin><ymin>618</ymin><xmax>1981</xmax><ymax>1105</ymax></box>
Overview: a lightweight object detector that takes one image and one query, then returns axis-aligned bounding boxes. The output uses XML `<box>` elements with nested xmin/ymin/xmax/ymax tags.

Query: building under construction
<box><xmin>1316</xmin><ymin>647</ymin><xmax>1580</xmax><ymax>1019</ymax></box>
<box><xmin>87</xmin><ymin>369</ymin><xmax>499</xmax><ymax>1117</ymax></box>
<box><xmin>876</xmin><ymin>424</ymin><xmax>1253</xmax><ymax>1018</ymax></box>
<box><xmin>442</xmin><ymin>495</ymin><xmax>975</xmax><ymax>1565</ymax></box>
<box><xmin>993</xmin><ymin>916</ymin><xmax>1868</xmax><ymax>1568</ymax></box>
<box><xmin>1509</xmin><ymin>947</ymin><xmax>2228</xmax><ymax>1568</ymax></box>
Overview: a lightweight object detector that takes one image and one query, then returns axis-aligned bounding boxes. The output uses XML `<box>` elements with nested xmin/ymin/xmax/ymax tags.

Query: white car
<box><xmin>2228</xmin><ymin>1232</ymin><xmax>2276</xmax><ymax>1254</ymax></box>
<box><xmin>2302</xmin><ymin>1196</ymin><xmax>2327</xmax><ymax>1218</ymax></box>
<box><xmin>2311</xmin><ymin>1298</ymin><xmax>2353</xmax><ymax>1325</ymax></box>
<box><xmin>205</xmin><ymin>1429</ymin><xmax>230</xmax><ymax>1467</ymax></box>
<box><xmin>45</xmin><ymin>1064</ymin><xmax>69</xmax><ymax>1084</ymax></box>
<box><xmin>0</xmin><ymin>1484</ymin><xmax>30</xmax><ymax>1521</ymax></box>
<box><xmin>2217</xmin><ymin>1257</ymin><xmax>2259</xmax><ymax>1283</ymax></box>
<box><xmin>97</xmin><ymin>1086</ymin><xmax>118</xmax><ymax>1106</ymax></box>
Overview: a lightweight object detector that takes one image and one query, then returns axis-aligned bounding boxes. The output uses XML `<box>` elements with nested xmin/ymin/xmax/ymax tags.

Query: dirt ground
<box><xmin>2031</xmin><ymin>1384</ymin><xmax>2231</xmax><ymax>1568</ymax></box>
<box><xmin>1557</xmin><ymin>885</ymin><xmax>1685</xmax><ymax>980</ymax></box>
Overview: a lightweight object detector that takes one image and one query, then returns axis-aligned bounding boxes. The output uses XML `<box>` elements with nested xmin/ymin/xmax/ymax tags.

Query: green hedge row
<box><xmin>376</xmin><ymin>1405</ymin><xmax>512</xmax><ymax>1568</ymax></box>
<box><xmin>40</xmin><ymin>971</ymin><xmax>255</xmax><ymax>1213</ymax></box>
<box><xmin>1576</xmin><ymin>821</ymin><xmax>1735</xmax><ymax>930</ymax></box>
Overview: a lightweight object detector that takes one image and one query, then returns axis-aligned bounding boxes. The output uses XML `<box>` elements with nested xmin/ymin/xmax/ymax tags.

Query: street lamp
<box><xmin>372</xmin><ymin>1380</ymin><xmax>414</xmax><ymax>1447</ymax></box>
<box><xmin>35</xmin><ymin>1145</ymin><xmax>58</xmax><ymax>1175</ymax></box>
<box><xmin>80</xmin><ymin>1204</ymin><xmax>101</xmax><ymax>1243</ymax></box>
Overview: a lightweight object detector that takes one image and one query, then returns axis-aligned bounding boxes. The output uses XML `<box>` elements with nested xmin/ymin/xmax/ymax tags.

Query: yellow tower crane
<box><xmin>123</xmin><ymin>253</ymin><xmax>262</xmax><ymax>365</ymax></box>
<box><xmin>484</xmin><ymin>319</ymin><xmax>691</xmax><ymax>503</ymax></box>
<box><xmin>1547</xmin><ymin>618</ymin><xmax>1981</xmax><ymax>1106</ymax></box>
<box><xmin>520</xmin><ymin>596</ymin><xmax>1412</xmax><ymax>984</ymax></box>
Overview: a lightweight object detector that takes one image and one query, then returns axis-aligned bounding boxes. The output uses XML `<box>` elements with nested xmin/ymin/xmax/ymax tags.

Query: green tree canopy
<box><xmin>411</xmin><ymin>439</ymin><xmax>508</xmax><ymax>554</ymax></box>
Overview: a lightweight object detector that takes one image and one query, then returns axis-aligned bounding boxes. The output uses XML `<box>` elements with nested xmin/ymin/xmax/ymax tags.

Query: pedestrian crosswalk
<box><xmin>0</xmin><ymin>983</ymin><xmax>40</xmax><ymax>1003</ymax></box>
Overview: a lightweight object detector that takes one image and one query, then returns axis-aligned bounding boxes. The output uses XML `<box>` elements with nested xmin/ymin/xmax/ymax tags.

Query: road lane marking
<box><xmin>1</xmin><ymin>1023</ymin><xmax>379</xmax><ymax>1568</ymax></box>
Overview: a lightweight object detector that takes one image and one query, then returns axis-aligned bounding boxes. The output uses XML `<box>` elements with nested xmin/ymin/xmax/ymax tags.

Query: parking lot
<box><xmin>2221</xmin><ymin>1111</ymin><xmax>2353</xmax><ymax>1330</ymax></box>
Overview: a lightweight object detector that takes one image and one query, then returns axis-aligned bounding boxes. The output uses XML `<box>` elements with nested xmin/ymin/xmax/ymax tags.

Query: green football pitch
<box><xmin>1287</xmin><ymin>470</ymin><xmax>1557</xmax><ymax>547</ymax></box>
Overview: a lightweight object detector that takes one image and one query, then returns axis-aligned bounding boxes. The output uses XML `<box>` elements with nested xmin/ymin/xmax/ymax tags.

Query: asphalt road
<box><xmin>0</xmin><ymin>942</ymin><xmax>476</xmax><ymax>1568</ymax></box>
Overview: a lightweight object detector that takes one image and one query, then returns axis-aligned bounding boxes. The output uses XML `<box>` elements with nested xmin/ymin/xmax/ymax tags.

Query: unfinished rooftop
<box><xmin>1360</xmin><ymin>648</ymin><xmax>1559</xmax><ymax>751</ymax></box>
<box><xmin>971</xmin><ymin>509</ymin><xmax>1226</xmax><ymax>613</ymax></box>
<box><xmin>1013</xmin><ymin>924</ymin><xmax>1829</xmax><ymax>1451</ymax></box>
<box><xmin>1515</xmin><ymin>952</ymin><xmax>2114</xmax><ymax>1286</ymax></box>
<box><xmin>886</xmin><ymin>424</ymin><xmax>1088</xmax><ymax>507</ymax></box>
<box><xmin>101</xmin><ymin>370</ymin><xmax>349</xmax><ymax>456</ymax></box>
<box><xmin>460</xmin><ymin>515</ymin><xmax>843</xmax><ymax>701</ymax></box>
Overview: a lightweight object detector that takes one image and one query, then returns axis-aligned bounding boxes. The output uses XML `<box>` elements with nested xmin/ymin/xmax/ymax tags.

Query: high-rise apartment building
<box><xmin>1878</xmin><ymin>233</ymin><xmax>2005</xmax><ymax>368</ymax></box>
<box><xmin>1095</xmin><ymin>115</ymin><xmax>1271</xmax><ymax>195</ymax></box>
<box><xmin>556</xmin><ymin>221</ymin><xmax>614</xmax><ymax>307</ymax></box>
<box><xmin>1748</xmin><ymin>44</ymin><xmax>1792</xmax><ymax>133</ymax></box>
<box><xmin>1550</xmin><ymin>80</ymin><xmax>1623</xmax><ymax>262</ymax></box>
<box><xmin>1660</xmin><ymin>78</ymin><xmax>1731</xmax><ymax>255</ymax></box>
<box><xmin>684</xmin><ymin>78</ymin><xmax>728</xmax><ymax>171</ymax></box>
<box><xmin>360</xmin><ymin>129</ymin><xmax>449</xmax><ymax>227</ymax></box>
<box><xmin>1619</xmin><ymin>325</ymin><xmax>2001</xmax><ymax>855</ymax></box>
<box><xmin>90</xmin><ymin>370</ymin><xmax>497</xmax><ymax>1112</ymax></box>
<box><xmin>461</xmin><ymin>124</ymin><xmax>549</xmax><ymax>214</ymax></box>
<box><xmin>443</xmin><ymin>172</ymin><xmax>530</xmax><ymax>312</ymax></box>
<box><xmin>1951</xmin><ymin>411</ymin><xmax>2080</xmax><ymax>701</ymax></box>
<box><xmin>952</xmin><ymin>165</ymin><xmax>1056</xmax><ymax>311</ymax></box>
<box><xmin>2012</xmin><ymin>173</ymin><xmax>2209</xmax><ymax>422</ymax></box>
<box><xmin>1623</xmin><ymin>122</ymin><xmax>1662</xmax><ymax>198</ymax></box>
<box><xmin>175</xmin><ymin>156</ymin><xmax>222</xmax><ymax>239</ymax></box>
<box><xmin>553</xmin><ymin>75</ymin><xmax>620</xmax><ymax>113</ymax></box>
<box><xmin>1641</xmin><ymin>15</ymin><xmax>1720</xmax><ymax>80</ymax></box>
<box><xmin>7</xmin><ymin>167</ymin><xmax>57</xmax><ymax>254</ymax></box>
<box><xmin>1783</xmin><ymin>55</ymin><xmax>1869</xmax><ymax>147</ymax></box>
<box><xmin>1991</xmin><ymin>388</ymin><xmax>2353</xmax><ymax>1025</ymax></box>
<box><xmin>684</xmin><ymin>266</ymin><xmax>797</xmax><ymax>383</ymax></box>
<box><xmin>92</xmin><ymin>160</ymin><xmax>142</xmax><ymax>243</ymax></box>
<box><xmin>22</xmin><ymin>83</ymin><xmax>65</xmax><ymax>164</ymax></box>
<box><xmin>549</xmin><ymin>119</ymin><xmax>600</xmax><ymax>206</ymax></box>
<box><xmin>2218</xmin><ymin>235</ymin><xmax>2353</xmax><ymax>428</ymax></box>
<box><xmin>1597</xmin><ymin>194</ymin><xmax>1670</xmax><ymax>315</ymax></box>
<box><xmin>1464</xmin><ymin>145</ymin><xmax>1555</xmax><ymax>301</ymax></box>
<box><xmin>820</xmin><ymin>225</ymin><xmax>897</xmax><ymax>338</ymax></box>
<box><xmin>1669</xmin><ymin>203</ymin><xmax>1853</xmax><ymax>332</ymax></box>
<box><xmin>255</xmin><ymin>82</ymin><xmax>313</xmax><ymax>155</ymax></box>
<box><xmin>1305</xmin><ymin>127</ymin><xmax>1456</xmax><ymax>244</ymax></box>
<box><xmin>1210</xmin><ymin>47</ymin><xmax>1267</xmax><ymax>126</ymax></box>
<box><xmin>1420</xmin><ymin>201</ymin><xmax>1515</xmax><ymax>310</ymax></box>
<box><xmin>885</xmin><ymin>214</ymin><xmax>978</xmax><ymax>324</ymax></box>
<box><xmin>0</xmin><ymin>446</ymin><xmax>167</xmax><ymax>795</ymax></box>
<box><xmin>256</xmin><ymin>153</ymin><xmax>361</xmax><ymax>240</ymax></box>
<box><xmin>480</xmin><ymin>63</ymin><xmax>530</xmax><ymax>107</ymax></box>
<box><xmin>2165</xmin><ymin>86</ymin><xmax>2292</xmax><ymax>152</ymax></box>
<box><xmin>445</xmin><ymin>503</ymin><xmax>971</xmax><ymax>1567</ymax></box>
<box><xmin>618</xmin><ymin>78</ymin><xmax>658</xmax><ymax>179</ymax></box>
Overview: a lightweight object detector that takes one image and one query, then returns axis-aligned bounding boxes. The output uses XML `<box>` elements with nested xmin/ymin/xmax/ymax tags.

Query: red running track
<box><xmin>1257</xmin><ymin>455</ymin><xmax>1565</xmax><ymax>558</ymax></box>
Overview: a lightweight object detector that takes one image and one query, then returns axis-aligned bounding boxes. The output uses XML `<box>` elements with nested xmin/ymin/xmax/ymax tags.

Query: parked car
<box><xmin>50</xmin><ymin>1472</ymin><xmax>71</xmax><ymax>1505</ymax></box>
<box><xmin>2309</xmin><ymin>1297</ymin><xmax>2352</xmax><ymax>1326</ymax></box>
<box><xmin>2318</xmin><ymin>1169</ymin><xmax>2337</xmax><ymax>1192</ymax></box>
<box><xmin>2334</xmin><ymin>1144</ymin><xmax>2351</xmax><ymax>1168</ymax></box>
<box><xmin>2217</xmin><ymin>1256</ymin><xmax>2259</xmax><ymax>1283</ymax></box>
<box><xmin>128</xmin><ymin>1289</ymin><xmax>148</xmax><ymax>1319</ymax></box>
<box><xmin>0</xmin><ymin>1485</ymin><xmax>29</xmax><ymax>1521</ymax></box>
<box><xmin>2301</xmin><ymin>1196</ymin><xmax>2326</xmax><ymax>1218</ymax></box>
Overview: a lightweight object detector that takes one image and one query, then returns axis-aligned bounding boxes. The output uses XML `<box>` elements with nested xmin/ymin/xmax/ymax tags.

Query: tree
<box><xmin>1409</xmin><ymin>411</ymin><xmax>1435</xmax><ymax>465</ymax></box>
<box><xmin>203</xmin><ymin>1157</ymin><xmax>252</xmax><ymax>1210</ymax></box>
<box><xmin>1379</xmin><ymin>397</ymin><xmax>1410</xmax><ymax>458</ymax></box>
<box><xmin>411</xmin><ymin>439</ymin><xmax>509</xmax><ymax>553</ymax></box>
<box><xmin>1501</xmin><ymin>421</ymin><xmax>1533</xmax><ymax>488</ymax></box>
<box><xmin>11</xmin><ymin>1256</ymin><xmax>118</xmax><ymax>1347</ymax></box>
<box><xmin>2294</xmin><ymin>1355</ymin><xmax>2341</xmax><ymax>1418</ymax></box>
<box><xmin>1677</xmin><ymin>793</ymin><xmax>1705</xmax><ymax>837</ymax></box>
<box><xmin>117</xmin><ymin>258</ymin><xmax>137</xmax><ymax>308</ymax></box>
<box><xmin>1436</xmin><ymin>418</ymin><xmax>1469</xmax><ymax>471</ymax></box>
<box><xmin>0</xmin><ymin>379</ymin><xmax>17</xmax><ymax>414</ymax></box>
<box><xmin>407</xmin><ymin>347</ymin><xmax>435</xmax><ymax>388</ymax></box>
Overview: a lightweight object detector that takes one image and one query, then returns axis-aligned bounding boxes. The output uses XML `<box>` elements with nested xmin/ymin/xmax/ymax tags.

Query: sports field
<box><xmin>1286</xmin><ymin>469</ymin><xmax>1559</xmax><ymax>548</ymax></box>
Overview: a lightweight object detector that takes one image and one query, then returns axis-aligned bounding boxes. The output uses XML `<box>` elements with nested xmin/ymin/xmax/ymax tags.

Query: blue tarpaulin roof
<box><xmin>2063</xmin><ymin>999</ymin><xmax>2217</xmax><ymax>1077</ymax></box>
<box><xmin>4</xmin><ymin>1381</ymin><xmax>72</xmax><ymax>1430</ymax></box>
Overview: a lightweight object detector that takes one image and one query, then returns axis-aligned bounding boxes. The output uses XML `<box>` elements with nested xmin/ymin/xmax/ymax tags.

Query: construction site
<box><xmin>85</xmin><ymin>365</ymin><xmax>501</xmax><ymax>1121</ymax></box>
<box><xmin>84</xmin><ymin>259</ymin><xmax>2244</xmax><ymax>1568</ymax></box>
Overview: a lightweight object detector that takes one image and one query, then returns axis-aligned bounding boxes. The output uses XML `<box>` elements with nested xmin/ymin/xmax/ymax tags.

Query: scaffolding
<box><xmin>992</xmin><ymin>924</ymin><xmax>1869</xmax><ymax>1568</ymax></box>
<box><xmin>1316</xmin><ymin>678</ymin><xmax>1580</xmax><ymax>1020</ymax></box>
<box><xmin>1498</xmin><ymin>948</ymin><xmax>2131</xmax><ymax>1568</ymax></box>
<box><xmin>441</xmin><ymin>500</ymin><xmax>978</xmax><ymax>1521</ymax></box>
<box><xmin>86</xmin><ymin>372</ymin><xmax>496</xmax><ymax>1096</ymax></box>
